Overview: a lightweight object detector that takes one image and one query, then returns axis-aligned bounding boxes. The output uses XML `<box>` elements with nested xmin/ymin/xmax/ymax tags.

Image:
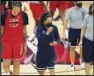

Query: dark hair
<box><xmin>39</xmin><ymin>12</ymin><xmax>51</xmax><ymax>25</ymax></box>
<box><xmin>12</xmin><ymin>1</ymin><xmax>22</xmax><ymax>8</ymax></box>
<box><xmin>88</xmin><ymin>3</ymin><xmax>94</xmax><ymax>15</ymax></box>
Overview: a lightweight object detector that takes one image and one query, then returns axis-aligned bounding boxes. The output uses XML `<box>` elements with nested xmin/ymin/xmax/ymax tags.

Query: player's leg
<box><xmin>3</xmin><ymin>59</ymin><xmax>11</xmax><ymax>73</ymax></box>
<box><xmin>49</xmin><ymin>1</ymin><xmax>58</xmax><ymax>18</ymax></box>
<box><xmin>12</xmin><ymin>59</ymin><xmax>20</xmax><ymax>75</ymax></box>
<box><xmin>48</xmin><ymin>58</ymin><xmax>55</xmax><ymax>75</ymax></box>
<box><xmin>70</xmin><ymin>47</ymin><xmax>76</xmax><ymax>71</ymax></box>
<box><xmin>85</xmin><ymin>63</ymin><xmax>90</xmax><ymax>75</ymax></box>
<box><xmin>58</xmin><ymin>1</ymin><xmax>67</xmax><ymax>25</ymax></box>
<box><xmin>49</xmin><ymin>69</ymin><xmax>55</xmax><ymax>75</ymax></box>
<box><xmin>58</xmin><ymin>9</ymin><xmax>65</xmax><ymax>25</ymax></box>
<box><xmin>29</xmin><ymin>3</ymin><xmax>44</xmax><ymax>25</ymax></box>
<box><xmin>36</xmin><ymin>60</ymin><xmax>46</xmax><ymax>75</ymax></box>
<box><xmin>36</xmin><ymin>64</ymin><xmax>46</xmax><ymax>75</ymax></box>
<box><xmin>77</xmin><ymin>29</ymin><xmax>84</xmax><ymax>69</ymax></box>
<box><xmin>68</xmin><ymin>28</ymin><xmax>78</xmax><ymax>71</ymax></box>
<box><xmin>2</xmin><ymin>39</ymin><xmax>12</xmax><ymax>73</ymax></box>
<box><xmin>54</xmin><ymin>1</ymin><xmax>74</xmax><ymax>21</ymax></box>
<box><xmin>82</xmin><ymin>37</ymin><xmax>93</xmax><ymax>75</ymax></box>
<box><xmin>38</xmin><ymin>71</ymin><xmax>45</xmax><ymax>75</ymax></box>
<box><xmin>12</xmin><ymin>41</ymin><xmax>24</xmax><ymax>75</ymax></box>
<box><xmin>36</xmin><ymin>55</ymin><xmax>47</xmax><ymax>75</ymax></box>
<box><xmin>79</xmin><ymin>45</ymin><xmax>84</xmax><ymax>69</ymax></box>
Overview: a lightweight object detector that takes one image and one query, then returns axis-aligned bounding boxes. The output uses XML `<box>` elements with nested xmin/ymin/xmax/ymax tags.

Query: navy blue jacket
<box><xmin>36</xmin><ymin>24</ymin><xmax>60</xmax><ymax>60</ymax></box>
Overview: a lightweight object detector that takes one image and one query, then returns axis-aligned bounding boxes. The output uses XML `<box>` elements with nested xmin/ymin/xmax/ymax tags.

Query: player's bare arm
<box><xmin>22</xmin><ymin>25</ymin><xmax>27</xmax><ymax>56</ymax></box>
<box><xmin>79</xmin><ymin>27</ymin><xmax>87</xmax><ymax>46</ymax></box>
<box><xmin>62</xmin><ymin>20</ymin><xmax>69</xmax><ymax>39</ymax></box>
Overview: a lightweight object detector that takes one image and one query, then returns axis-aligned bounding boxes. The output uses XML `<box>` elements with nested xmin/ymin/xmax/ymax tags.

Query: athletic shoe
<box><xmin>70</xmin><ymin>64</ymin><xmax>75</xmax><ymax>71</ymax></box>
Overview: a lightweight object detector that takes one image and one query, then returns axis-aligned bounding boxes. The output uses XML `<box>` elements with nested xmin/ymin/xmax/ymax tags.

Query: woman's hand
<box><xmin>49</xmin><ymin>41</ymin><xmax>58</xmax><ymax>46</ymax></box>
<box><xmin>78</xmin><ymin>40</ymin><xmax>82</xmax><ymax>47</ymax></box>
<box><xmin>20</xmin><ymin>43</ymin><xmax>27</xmax><ymax>58</ymax></box>
<box><xmin>46</xmin><ymin>27</ymin><xmax>53</xmax><ymax>35</ymax></box>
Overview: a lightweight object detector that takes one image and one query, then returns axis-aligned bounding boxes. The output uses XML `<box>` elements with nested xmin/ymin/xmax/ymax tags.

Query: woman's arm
<box><xmin>80</xmin><ymin>27</ymin><xmax>87</xmax><ymax>42</ymax></box>
<box><xmin>49</xmin><ymin>26</ymin><xmax>60</xmax><ymax>46</ymax></box>
<box><xmin>79</xmin><ymin>15</ymin><xmax>88</xmax><ymax>46</ymax></box>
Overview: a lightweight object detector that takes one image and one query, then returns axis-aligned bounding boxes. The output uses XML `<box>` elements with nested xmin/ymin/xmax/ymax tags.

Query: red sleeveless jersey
<box><xmin>3</xmin><ymin>10</ymin><xmax>24</xmax><ymax>40</ymax></box>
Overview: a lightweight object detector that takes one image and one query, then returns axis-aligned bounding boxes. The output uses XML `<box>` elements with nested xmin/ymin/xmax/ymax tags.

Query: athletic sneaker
<box><xmin>70</xmin><ymin>64</ymin><xmax>75</xmax><ymax>71</ymax></box>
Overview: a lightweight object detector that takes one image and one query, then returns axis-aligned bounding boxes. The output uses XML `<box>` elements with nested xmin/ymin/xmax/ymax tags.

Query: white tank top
<box><xmin>30</xmin><ymin>1</ymin><xmax>40</xmax><ymax>4</ymax></box>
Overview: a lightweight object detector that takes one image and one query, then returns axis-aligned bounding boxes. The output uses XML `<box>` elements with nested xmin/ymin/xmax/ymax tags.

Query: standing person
<box><xmin>79</xmin><ymin>3</ymin><xmax>94</xmax><ymax>75</ymax></box>
<box><xmin>1</xmin><ymin>1</ymin><xmax>28</xmax><ymax>75</ymax></box>
<box><xmin>62</xmin><ymin>1</ymin><xmax>88</xmax><ymax>71</ymax></box>
<box><xmin>36</xmin><ymin>12</ymin><xmax>60</xmax><ymax>75</ymax></box>
<box><xmin>48</xmin><ymin>1</ymin><xmax>75</xmax><ymax>24</ymax></box>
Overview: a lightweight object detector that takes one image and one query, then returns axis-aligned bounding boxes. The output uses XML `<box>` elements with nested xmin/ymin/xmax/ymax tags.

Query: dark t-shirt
<box><xmin>1</xmin><ymin>11</ymin><xmax>28</xmax><ymax>26</ymax></box>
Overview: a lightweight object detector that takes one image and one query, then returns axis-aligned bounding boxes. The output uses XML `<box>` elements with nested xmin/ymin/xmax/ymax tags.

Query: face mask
<box><xmin>76</xmin><ymin>3</ymin><xmax>82</xmax><ymax>8</ymax></box>
<box><xmin>46</xmin><ymin>23</ymin><xmax>52</xmax><ymax>28</ymax></box>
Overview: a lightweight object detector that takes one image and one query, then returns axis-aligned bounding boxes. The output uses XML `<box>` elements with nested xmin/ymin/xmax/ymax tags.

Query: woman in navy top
<box><xmin>36</xmin><ymin>12</ymin><xmax>60</xmax><ymax>75</ymax></box>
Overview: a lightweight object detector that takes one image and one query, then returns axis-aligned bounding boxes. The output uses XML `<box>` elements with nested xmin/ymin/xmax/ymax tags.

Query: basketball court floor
<box><xmin>1</xmin><ymin>1</ymin><xmax>93</xmax><ymax>75</ymax></box>
<box><xmin>1</xmin><ymin>63</ymin><xmax>93</xmax><ymax>75</ymax></box>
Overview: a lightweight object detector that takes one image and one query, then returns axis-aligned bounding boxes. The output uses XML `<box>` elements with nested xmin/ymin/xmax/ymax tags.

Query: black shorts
<box><xmin>82</xmin><ymin>37</ymin><xmax>94</xmax><ymax>63</ymax></box>
<box><xmin>36</xmin><ymin>58</ymin><xmax>55</xmax><ymax>71</ymax></box>
<box><xmin>68</xmin><ymin>28</ymin><xmax>81</xmax><ymax>47</ymax></box>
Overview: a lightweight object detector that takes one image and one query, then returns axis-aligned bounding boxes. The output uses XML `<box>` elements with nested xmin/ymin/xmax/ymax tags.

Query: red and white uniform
<box><xmin>50</xmin><ymin>1</ymin><xmax>74</xmax><ymax>12</ymax></box>
<box><xmin>2</xmin><ymin>10</ymin><xmax>24</xmax><ymax>59</ymax></box>
<box><xmin>29</xmin><ymin>1</ymin><xmax>44</xmax><ymax>20</ymax></box>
